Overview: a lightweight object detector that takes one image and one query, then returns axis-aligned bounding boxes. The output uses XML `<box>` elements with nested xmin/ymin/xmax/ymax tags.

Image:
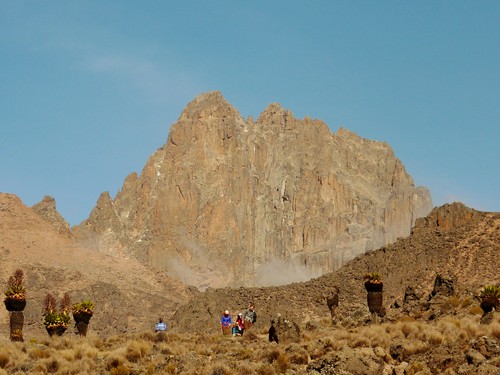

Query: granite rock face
<box><xmin>73</xmin><ymin>91</ymin><xmax>432</xmax><ymax>287</ymax></box>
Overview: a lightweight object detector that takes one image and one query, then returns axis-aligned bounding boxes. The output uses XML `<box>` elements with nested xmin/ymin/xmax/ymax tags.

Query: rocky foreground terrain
<box><xmin>72</xmin><ymin>91</ymin><xmax>432</xmax><ymax>287</ymax></box>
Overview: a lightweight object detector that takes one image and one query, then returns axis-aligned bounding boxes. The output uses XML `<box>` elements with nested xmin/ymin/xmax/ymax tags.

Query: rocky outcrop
<box><xmin>73</xmin><ymin>91</ymin><xmax>432</xmax><ymax>287</ymax></box>
<box><xmin>413</xmin><ymin>202</ymin><xmax>481</xmax><ymax>233</ymax></box>
<box><xmin>32</xmin><ymin>195</ymin><xmax>71</xmax><ymax>237</ymax></box>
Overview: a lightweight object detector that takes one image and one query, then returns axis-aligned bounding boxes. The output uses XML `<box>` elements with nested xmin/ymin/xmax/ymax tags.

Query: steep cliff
<box><xmin>73</xmin><ymin>91</ymin><xmax>432</xmax><ymax>287</ymax></box>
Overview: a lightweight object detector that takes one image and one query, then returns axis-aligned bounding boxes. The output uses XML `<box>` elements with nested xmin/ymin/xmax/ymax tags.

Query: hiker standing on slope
<box><xmin>232</xmin><ymin>313</ymin><xmax>245</xmax><ymax>336</ymax></box>
<box><xmin>242</xmin><ymin>304</ymin><xmax>257</xmax><ymax>329</ymax></box>
<box><xmin>155</xmin><ymin>317</ymin><xmax>167</xmax><ymax>332</ymax></box>
<box><xmin>220</xmin><ymin>310</ymin><xmax>232</xmax><ymax>335</ymax></box>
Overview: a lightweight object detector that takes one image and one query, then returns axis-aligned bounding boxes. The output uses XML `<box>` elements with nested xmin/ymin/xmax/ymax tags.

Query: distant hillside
<box><xmin>0</xmin><ymin>193</ymin><xmax>194</xmax><ymax>339</ymax></box>
<box><xmin>73</xmin><ymin>91</ymin><xmax>432</xmax><ymax>288</ymax></box>
<box><xmin>170</xmin><ymin>203</ymin><xmax>499</xmax><ymax>334</ymax></box>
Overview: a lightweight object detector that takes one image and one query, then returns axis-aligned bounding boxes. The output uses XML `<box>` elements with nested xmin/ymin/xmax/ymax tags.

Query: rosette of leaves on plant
<box><xmin>72</xmin><ymin>299</ymin><xmax>94</xmax><ymax>336</ymax></box>
<box><xmin>4</xmin><ymin>269</ymin><xmax>27</xmax><ymax>312</ymax></box>
<box><xmin>479</xmin><ymin>285</ymin><xmax>500</xmax><ymax>316</ymax></box>
<box><xmin>364</xmin><ymin>272</ymin><xmax>383</xmax><ymax>292</ymax></box>
<box><xmin>43</xmin><ymin>293</ymin><xmax>71</xmax><ymax>337</ymax></box>
<box><xmin>72</xmin><ymin>300</ymin><xmax>94</xmax><ymax>319</ymax></box>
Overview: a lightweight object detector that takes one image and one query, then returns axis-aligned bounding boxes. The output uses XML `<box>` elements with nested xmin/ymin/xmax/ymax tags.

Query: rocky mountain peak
<box><xmin>178</xmin><ymin>90</ymin><xmax>242</xmax><ymax>122</ymax></box>
<box><xmin>73</xmin><ymin>92</ymin><xmax>433</xmax><ymax>288</ymax></box>
<box><xmin>257</xmin><ymin>102</ymin><xmax>291</xmax><ymax>125</ymax></box>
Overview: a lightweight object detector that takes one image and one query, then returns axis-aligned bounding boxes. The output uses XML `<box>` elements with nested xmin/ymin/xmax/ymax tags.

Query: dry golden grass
<box><xmin>0</xmin><ymin>312</ymin><xmax>497</xmax><ymax>374</ymax></box>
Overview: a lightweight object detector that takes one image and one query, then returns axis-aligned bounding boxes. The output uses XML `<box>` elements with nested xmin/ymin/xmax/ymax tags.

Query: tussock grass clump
<box><xmin>469</xmin><ymin>305</ymin><xmax>484</xmax><ymax>315</ymax></box>
<box><xmin>260</xmin><ymin>347</ymin><xmax>281</xmax><ymax>363</ymax></box>
<box><xmin>125</xmin><ymin>339</ymin><xmax>150</xmax><ymax>362</ymax></box>
<box><xmin>34</xmin><ymin>358</ymin><xmax>60</xmax><ymax>373</ymax></box>
<box><xmin>27</xmin><ymin>347</ymin><xmax>52</xmax><ymax>359</ymax></box>
<box><xmin>109</xmin><ymin>364</ymin><xmax>131</xmax><ymax>375</ymax></box>
<box><xmin>0</xmin><ymin>353</ymin><xmax>8</xmax><ymax>369</ymax></box>
<box><xmin>231</xmin><ymin>345</ymin><xmax>254</xmax><ymax>360</ymax></box>
<box><xmin>491</xmin><ymin>322</ymin><xmax>500</xmax><ymax>339</ymax></box>
<box><xmin>256</xmin><ymin>363</ymin><xmax>276</xmax><ymax>375</ymax></box>
<box><xmin>400</xmin><ymin>322</ymin><xmax>415</xmax><ymax>338</ymax></box>
<box><xmin>106</xmin><ymin>351</ymin><xmax>127</xmax><ymax>370</ymax></box>
<box><xmin>285</xmin><ymin>343</ymin><xmax>309</xmax><ymax>365</ymax></box>
<box><xmin>273</xmin><ymin>352</ymin><xmax>289</xmax><ymax>373</ymax></box>
<box><xmin>242</xmin><ymin>331</ymin><xmax>258</xmax><ymax>342</ymax></box>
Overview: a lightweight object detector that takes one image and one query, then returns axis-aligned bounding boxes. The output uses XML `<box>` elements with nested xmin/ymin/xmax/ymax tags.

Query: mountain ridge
<box><xmin>0</xmin><ymin>193</ymin><xmax>195</xmax><ymax>338</ymax></box>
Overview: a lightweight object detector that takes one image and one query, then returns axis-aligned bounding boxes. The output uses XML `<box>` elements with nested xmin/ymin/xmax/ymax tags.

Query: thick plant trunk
<box><xmin>73</xmin><ymin>311</ymin><xmax>93</xmax><ymax>336</ymax></box>
<box><xmin>9</xmin><ymin>311</ymin><xmax>24</xmax><ymax>342</ymax></box>
<box><xmin>326</xmin><ymin>292</ymin><xmax>339</xmax><ymax>318</ymax></box>
<box><xmin>365</xmin><ymin>281</ymin><xmax>384</xmax><ymax>316</ymax></box>
<box><xmin>76</xmin><ymin>321</ymin><xmax>89</xmax><ymax>336</ymax></box>
<box><xmin>367</xmin><ymin>291</ymin><xmax>384</xmax><ymax>315</ymax></box>
<box><xmin>480</xmin><ymin>298</ymin><xmax>497</xmax><ymax>317</ymax></box>
<box><xmin>73</xmin><ymin>311</ymin><xmax>92</xmax><ymax>324</ymax></box>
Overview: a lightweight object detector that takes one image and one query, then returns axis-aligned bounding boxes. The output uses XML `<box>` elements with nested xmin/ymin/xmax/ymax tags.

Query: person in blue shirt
<box><xmin>220</xmin><ymin>310</ymin><xmax>232</xmax><ymax>335</ymax></box>
<box><xmin>155</xmin><ymin>317</ymin><xmax>167</xmax><ymax>332</ymax></box>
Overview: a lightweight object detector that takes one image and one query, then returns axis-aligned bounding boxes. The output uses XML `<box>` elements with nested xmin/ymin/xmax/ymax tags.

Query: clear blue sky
<box><xmin>1</xmin><ymin>1</ymin><xmax>499</xmax><ymax>226</ymax></box>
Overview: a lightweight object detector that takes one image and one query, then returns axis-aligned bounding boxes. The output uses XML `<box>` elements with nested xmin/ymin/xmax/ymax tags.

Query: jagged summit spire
<box><xmin>257</xmin><ymin>102</ymin><xmax>292</xmax><ymax>125</ymax></box>
<box><xmin>179</xmin><ymin>91</ymin><xmax>242</xmax><ymax>121</ymax></box>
